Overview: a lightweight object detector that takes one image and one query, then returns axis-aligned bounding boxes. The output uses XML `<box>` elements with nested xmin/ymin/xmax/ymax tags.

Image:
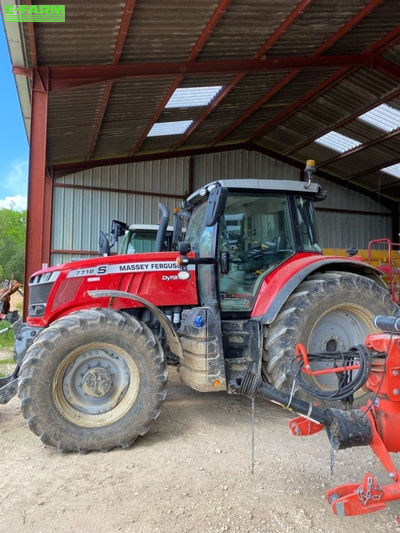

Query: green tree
<box><xmin>0</xmin><ymin>208</ymin><xmax>26</xmax><ymax>282</ymax></box>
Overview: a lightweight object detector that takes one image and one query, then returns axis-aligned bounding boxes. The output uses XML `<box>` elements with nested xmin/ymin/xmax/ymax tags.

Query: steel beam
<box><xmin>51</xmin><ymin>142</ymin><xmax>245</xmax><ymax>178</ymax></box>
<box><xmin>171</xmin><ymin>0</ymin><xmax>313</xmax><ymax>151</ymax></box>
<box><xmin>130</xmin><ymin>78</ymin><xmax>183</xmax><ymax>156</ymax></box>
<box><xmin>252</xmin><ymin>143</ymin><xmax>396</xmax><ymax>211</ymax></box>
<box><xmin>24</xmin><ymin>69</ymin><xmax>50</xmax><ymax>318</ymax></box>
<box><xmin>247</xmin><ymin>24</ymin><xmax>400</xmax><ymax>146</ymax></box>
<box><xmin>318</xmin><ymin>128</ymin><xmax>400</xmax><ymax>168</ymax></box>
<box><xmin>246</xmin><ymin>66</ymin><xmax>358</xmax><ymax>143</ymax></box>
<box><xmin>366</xmin><ymin>25</ymin><xmax>400</xmax><ymax>54</ymax></box>
<box><xmin>86</xmin><ymin>0</ymin><xmax>136</xmax><ymax>160</ymax></box>
<box><xmin>51</xmin><ymin>249</ymin><xmax>100</xmax><ymax>256</ymax></box>
<box><xmin>372</xmin><ymin>180</ymin><xmax>400</xmax><ymax>193</ymax></box>
<box><xmin>26</xmin><ymin>0</ymin><xmax>37</xmax><ymax>67</ymax></box>
<box><xmin>211</xmin><ymin>0</ymin><xmax>386</xmax><ymax>146</ymax></box>
<box><xmin>130</xmin><ymin>0</ymin><xmax>231</xmax><ymax>155</ymax></box>
<box><xmin>52</xmin><ymin>182</ymin><xmax>184</xmax><ymax>200</ymax></box>
<box><xmin>13</xmin><ymin>54</ymin><xmax>372</xmax><ymax>91</ymax></box>
<box><xmin>375</xmin><ymin>56</ymin><xmax>400</xmax><ymax>82</ymax></box>
<box><xmin>285</xmin><ymin>86</ymin><xmax>400</xmax><ymax>155</ymax></box>
<box><xmin>342</xmin><ymin>157</ymin><xmax>400</xmax><ymax>182</ymax></box>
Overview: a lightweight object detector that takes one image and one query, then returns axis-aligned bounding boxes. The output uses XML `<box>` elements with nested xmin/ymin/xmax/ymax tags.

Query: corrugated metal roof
<box><xmin>359</xmin><ymin>103</ymin><xmax>400</xmax><ymax>132</ymax></box>
<box><xmin>121</xmin><ymin>0</ymin><xmax>222</xmax><ymax>63</ymax></box>
<box><xmin>5</xmin><ymin>0</ymin><xmax>400</xmax><ymax>202</ymax></box>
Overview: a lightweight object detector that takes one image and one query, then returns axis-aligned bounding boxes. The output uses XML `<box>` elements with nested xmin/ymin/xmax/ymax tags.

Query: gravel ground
<box><xmin>0</xmin><ymin>367</ymin><xmax>399</xmax><ymax>532</ymax></box>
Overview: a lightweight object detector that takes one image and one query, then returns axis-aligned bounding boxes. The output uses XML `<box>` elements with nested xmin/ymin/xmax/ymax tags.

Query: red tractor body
<box><xmin>4</xmin><ymin>177</ymin><xmax>396</xmax><ymax>455</ymax></box>
<box><xmin>28</xmin><ymin>250</ymin><xmax>374</xmax><ymax>328</ymax></box>
<box><xmin>27</xmin><ymin>252</ymin><xmax>199</xmax><ymax>328</ymax></box>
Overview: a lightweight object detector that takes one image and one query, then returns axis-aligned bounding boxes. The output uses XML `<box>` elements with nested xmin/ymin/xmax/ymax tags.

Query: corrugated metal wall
<box><xmin>314</xmin><ymin>176</ymin><xmax>391</xmax><ymax>248</ymax></box>
<box><xmin>50</xmin><ymin>149</ymin><xmax>392</xmax><ymax>265</ymax></box>
<box><xmin>52</xmin><ymin>158</ymin><xmax>189</xmax><ymax>264</ymax></box>
<box><xmin>193</xmin><ymin>149</ymin><xmax>299</xmax><ymax>188</ymax></box>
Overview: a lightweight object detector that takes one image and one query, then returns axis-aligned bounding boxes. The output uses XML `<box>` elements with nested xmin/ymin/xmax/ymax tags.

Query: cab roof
<box><xmin>187</xmin><ymin>179</ymin><xmax>326</xmax><ymax>205</ymax></box>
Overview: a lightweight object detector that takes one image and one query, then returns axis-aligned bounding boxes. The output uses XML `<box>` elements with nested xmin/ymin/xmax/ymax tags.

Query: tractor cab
<box><xmin>117</xmin><ymin>224</ymin><xmax>174</xmax><ymax>254</ymax></box>
<box><xmin>183</xmin><ymin>179</ymin><xmax>325</xmax><ymax>313</ymax></box>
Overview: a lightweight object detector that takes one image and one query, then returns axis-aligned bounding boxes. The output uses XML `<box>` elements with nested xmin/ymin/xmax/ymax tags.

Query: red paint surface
<box><xmin>27</xmin><ymin>252</ymin><xmax>198</xmax><ymax>327</ymax></box>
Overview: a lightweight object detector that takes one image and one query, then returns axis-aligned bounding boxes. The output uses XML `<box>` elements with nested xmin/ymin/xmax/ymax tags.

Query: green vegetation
<box><xmin>0</xmin><ymin>208</ymin><xmax>26</xmax><ymax>281</ymax></box>
<box><xmin>0</xmin><ymin>322</ymin><xmax>15</xmax><ymax>377</ymax></box>
<box><xmin>0</xmin><ymin>357</ymin><xmax>14</xmax><ymax>365</ymax></box>
<box><xmin>0</xmin><ymin>358</ymin><xmax>15</xmax><ymax>378</ymax></box>
<box><xmin>0</xmin><ymin>321</ymin><xmax>15</xmax><ymax>348</ymax></box>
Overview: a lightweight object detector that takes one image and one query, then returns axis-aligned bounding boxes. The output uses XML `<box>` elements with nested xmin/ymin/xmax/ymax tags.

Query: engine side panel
<box><xmin>28</xmin><ymin>252</ymin><xmax>198</xmax><ymax>327</ymax></box>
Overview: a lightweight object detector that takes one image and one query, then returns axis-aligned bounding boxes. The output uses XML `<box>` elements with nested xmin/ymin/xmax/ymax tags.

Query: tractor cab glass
<box><xmin>185</xmin><ymin>187</ymin><xmax>322</xmax><ymax>313</ymax></box>
<box><xmin>218</xmin><ymin>192</ymin><xmax>295</xmax><ymax>311</ymax></box>
<box><xmin>117</xmin><ymin>226</ymin><xmax>173</xmax><ymax>254</ymax></box>
<box><xmin>295</xmin><ymin>196</ymin><xmax>321</xmax><ymax>253</ymax></box>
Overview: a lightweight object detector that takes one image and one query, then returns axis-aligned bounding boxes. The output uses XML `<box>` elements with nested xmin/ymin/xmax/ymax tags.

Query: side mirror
<box><xmin>110</xmin><ymin>220</ymin><xmax>129</xmax><ymax>247</ymax></box>
<box><xmin>99</xmin><ymin>231</ymin><xmax>110</xmax><ymax>256</ymax></box>
<box><xmin>204</xmin><ymin>184</ymin><xmax>227</xmax><ymax>227</ymax></box>
<box><xmin>178</xmin><ymin>242</ymin><xmax>191</xmax><ymax>255</ymax></box>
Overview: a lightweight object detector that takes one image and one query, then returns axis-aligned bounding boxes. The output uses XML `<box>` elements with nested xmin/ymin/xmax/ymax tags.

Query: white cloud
<box><xmin>0</xmin><ymin>194</ymin><xmax>27</xmax><ymax>210</ymax></box>
<box><xmin>0</xmin><ymin>160</ymin><xmax>28</xmax><ymax>210</ymax></box>
<box><xmin>0</xmin><ymin>159</ymin><xmax>28</xmax><ymax>196</ymax></box>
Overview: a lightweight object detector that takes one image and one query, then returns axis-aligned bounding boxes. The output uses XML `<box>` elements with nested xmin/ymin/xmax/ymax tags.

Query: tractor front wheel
<box><xmin>263</xmin><ymin>271</ymin><xmax>397</xmax><ymax>401</ymax></box>
<box><xmin>18</xmin><ymin>309</ymin><xmax>167</xmax><ymax>452</ymax></box>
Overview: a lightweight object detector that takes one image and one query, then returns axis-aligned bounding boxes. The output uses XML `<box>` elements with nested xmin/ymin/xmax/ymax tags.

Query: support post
<box><xmin>24</xmin><ymin>68</ymin><xmax>50</xmax><ymax>318</ymax></box>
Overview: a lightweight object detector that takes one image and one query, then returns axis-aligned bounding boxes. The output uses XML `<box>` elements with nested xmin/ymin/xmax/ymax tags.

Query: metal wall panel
<box><xmin>57</xmin><ymin>158</ymin><xmax>189</xmax><ymax>196</ymax></box>
<box><xmin>315</xmin><ymin>176</ymin><xmax>391</xmax><ymax>213</ymax></box>
<box><xmin>51</xmin><ymin>158</ymin><xmax>190</xmax><ymax>265</ymax></box>
<box><xmin>193</xmin><ymin>149</ymin><xmax>300</xmax><ymax>188</ymax></box>
<box><xmin>51</xmin><ymin>188</ymin><xmax>183</xmax><ymax>265</ymax></box>
<box><xmin>316</xmin><ymin>210</ymin><xmax>392</xmax><ymax>249</ymax></box>
<box><xmin>51</xmin><ymin>150</ymin><xmax>393</xmax><ymax>265</ymax></box>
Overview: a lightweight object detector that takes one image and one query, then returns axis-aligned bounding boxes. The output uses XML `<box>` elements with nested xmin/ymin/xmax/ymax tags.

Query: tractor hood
<box><xmin>27</xmin><ymin>252</ymin><xmax>198</xmax><ymax>327</ymax></box>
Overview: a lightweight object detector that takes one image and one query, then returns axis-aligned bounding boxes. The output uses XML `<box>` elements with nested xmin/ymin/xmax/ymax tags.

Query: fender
<box><xmin>88</xmin><ymin>289</ymin><xmax>183</xmax><ymax>358</ymax></box>
<box><xmin>251</xmin><ymin>256</ymin><xmax>388</xmax><ymax>325</ymax></box>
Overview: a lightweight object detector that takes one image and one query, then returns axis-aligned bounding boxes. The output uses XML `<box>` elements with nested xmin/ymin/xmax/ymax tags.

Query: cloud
<box><xmin>0</xmin><ymin>194</ymin><xmax>27</xmax><ymax>210</ymax></box>
<box><xmin>0</xmin><ymin>159</ymin><xmax>28</xmax><ymax>198</ymax></box>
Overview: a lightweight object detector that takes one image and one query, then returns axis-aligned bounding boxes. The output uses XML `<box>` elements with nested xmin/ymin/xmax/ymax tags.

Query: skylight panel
<box><xmin>166</xmin><ymin>86</ymin><xmax>223</xmax><ymax>108</ymax></box>
<box><xmin>147</xmin><ymin>120</ymin><xmax>193</xmax><ymax>137</ymax></box>
<box><xmin>314</xmin><ymin>131</ymin><xmax>361</xmax><ymax>153</ymax></box>
<box><xmin>381</xmin><ymin>163</ymin><xmax>400</xmax><ymax>179</ymax></box>
<box><xmin>358</xmin><ymin>103</ymin><xmax>400</xmax><ymax>132</ymax></box>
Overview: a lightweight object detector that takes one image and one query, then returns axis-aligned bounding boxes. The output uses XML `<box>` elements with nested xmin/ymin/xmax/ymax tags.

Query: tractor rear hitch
<box><xmin>232</xmin><ymin>327</ymin><xmax>400</xmax><ymax>517</ymax></box>
<box><xmin>230</xmin><ymin>371</ymin><xmax>373</xmax><ymax>450</ymax></box>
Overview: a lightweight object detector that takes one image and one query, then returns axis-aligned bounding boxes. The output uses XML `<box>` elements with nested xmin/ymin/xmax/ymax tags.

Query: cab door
<box><xmin>218</xmin><ymin>192</ymin><xmax>295</xmax><ymax>312</ymax></box>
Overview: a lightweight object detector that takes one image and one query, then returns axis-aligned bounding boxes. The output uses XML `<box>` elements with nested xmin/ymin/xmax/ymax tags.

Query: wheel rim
<box><xmin>307</xmin><ymin>304</ymin><xmax>373</xmax><ymax>391</ymax></box>
<box><xmin>53</xmin><ymin>342</ymin><xmax>140</xmax><ymax>427</ymax></box>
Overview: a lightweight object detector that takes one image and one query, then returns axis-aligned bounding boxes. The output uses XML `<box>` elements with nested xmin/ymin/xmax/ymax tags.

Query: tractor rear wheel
<box><xmin>18</xmin><ymin>309</ymin><xmax>167</xmax><ymax>453</ymax></box>
<box><xmin>263</xmin><ymin>271</ymin><xmax>396</xmax><ymax>402</ymax></box>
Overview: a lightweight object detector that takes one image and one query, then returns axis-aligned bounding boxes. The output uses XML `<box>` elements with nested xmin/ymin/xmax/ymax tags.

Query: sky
<box><xmin>0</xmin><ymin>19</ymin><xmax>29</xmax><ymax>211</ymax></box>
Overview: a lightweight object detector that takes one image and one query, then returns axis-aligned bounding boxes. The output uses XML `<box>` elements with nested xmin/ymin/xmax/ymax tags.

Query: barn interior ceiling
<box><xmin>5</xmin><ymin>0</ymin><xmax>400</xmax><ymax>206</ymax></box>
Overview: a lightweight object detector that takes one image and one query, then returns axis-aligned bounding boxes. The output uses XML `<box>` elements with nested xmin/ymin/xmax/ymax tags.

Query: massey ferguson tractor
<box><xmin>2</xmin><ymin>168</ymin><xmax>400</xmax><ymax>516</ymax></box>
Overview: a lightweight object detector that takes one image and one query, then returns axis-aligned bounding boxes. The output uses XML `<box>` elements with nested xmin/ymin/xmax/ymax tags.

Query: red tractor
<box><xmin>3</xmin><ymin>172</ymin><xmax>396</xmax><ymax>453</ymax></box>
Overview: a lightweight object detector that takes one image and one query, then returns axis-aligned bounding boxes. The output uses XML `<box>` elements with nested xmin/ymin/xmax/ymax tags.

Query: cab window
<box><xmin>219</xmin><ymin>193</ymin><xmax>294</xmax><ymax>312</ymax></box>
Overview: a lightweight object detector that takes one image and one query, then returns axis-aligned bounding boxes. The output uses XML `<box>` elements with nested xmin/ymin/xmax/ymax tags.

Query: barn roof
<box><xmin>3</xmin><ymin>0</ymin><xmax>400</xmax><ymax>205</ymax></box>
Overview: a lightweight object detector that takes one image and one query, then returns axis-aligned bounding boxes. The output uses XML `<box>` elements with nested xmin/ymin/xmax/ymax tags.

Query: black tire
<box><xmin>263</xmin><ymin>271</ymin><xmax>397</xmax><ymax>400</ymax></box>
<box><xmin>18</xmin><ymin>309</ymin><xmax>167</xmax><ymax>453</ymax></box>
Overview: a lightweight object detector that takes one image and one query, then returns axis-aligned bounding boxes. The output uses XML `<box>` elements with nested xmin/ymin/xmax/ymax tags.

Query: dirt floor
<box><xmin>0</xmin><ymin>358</ymin><xmax>399</xmax><ymax>533</ymax></box>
